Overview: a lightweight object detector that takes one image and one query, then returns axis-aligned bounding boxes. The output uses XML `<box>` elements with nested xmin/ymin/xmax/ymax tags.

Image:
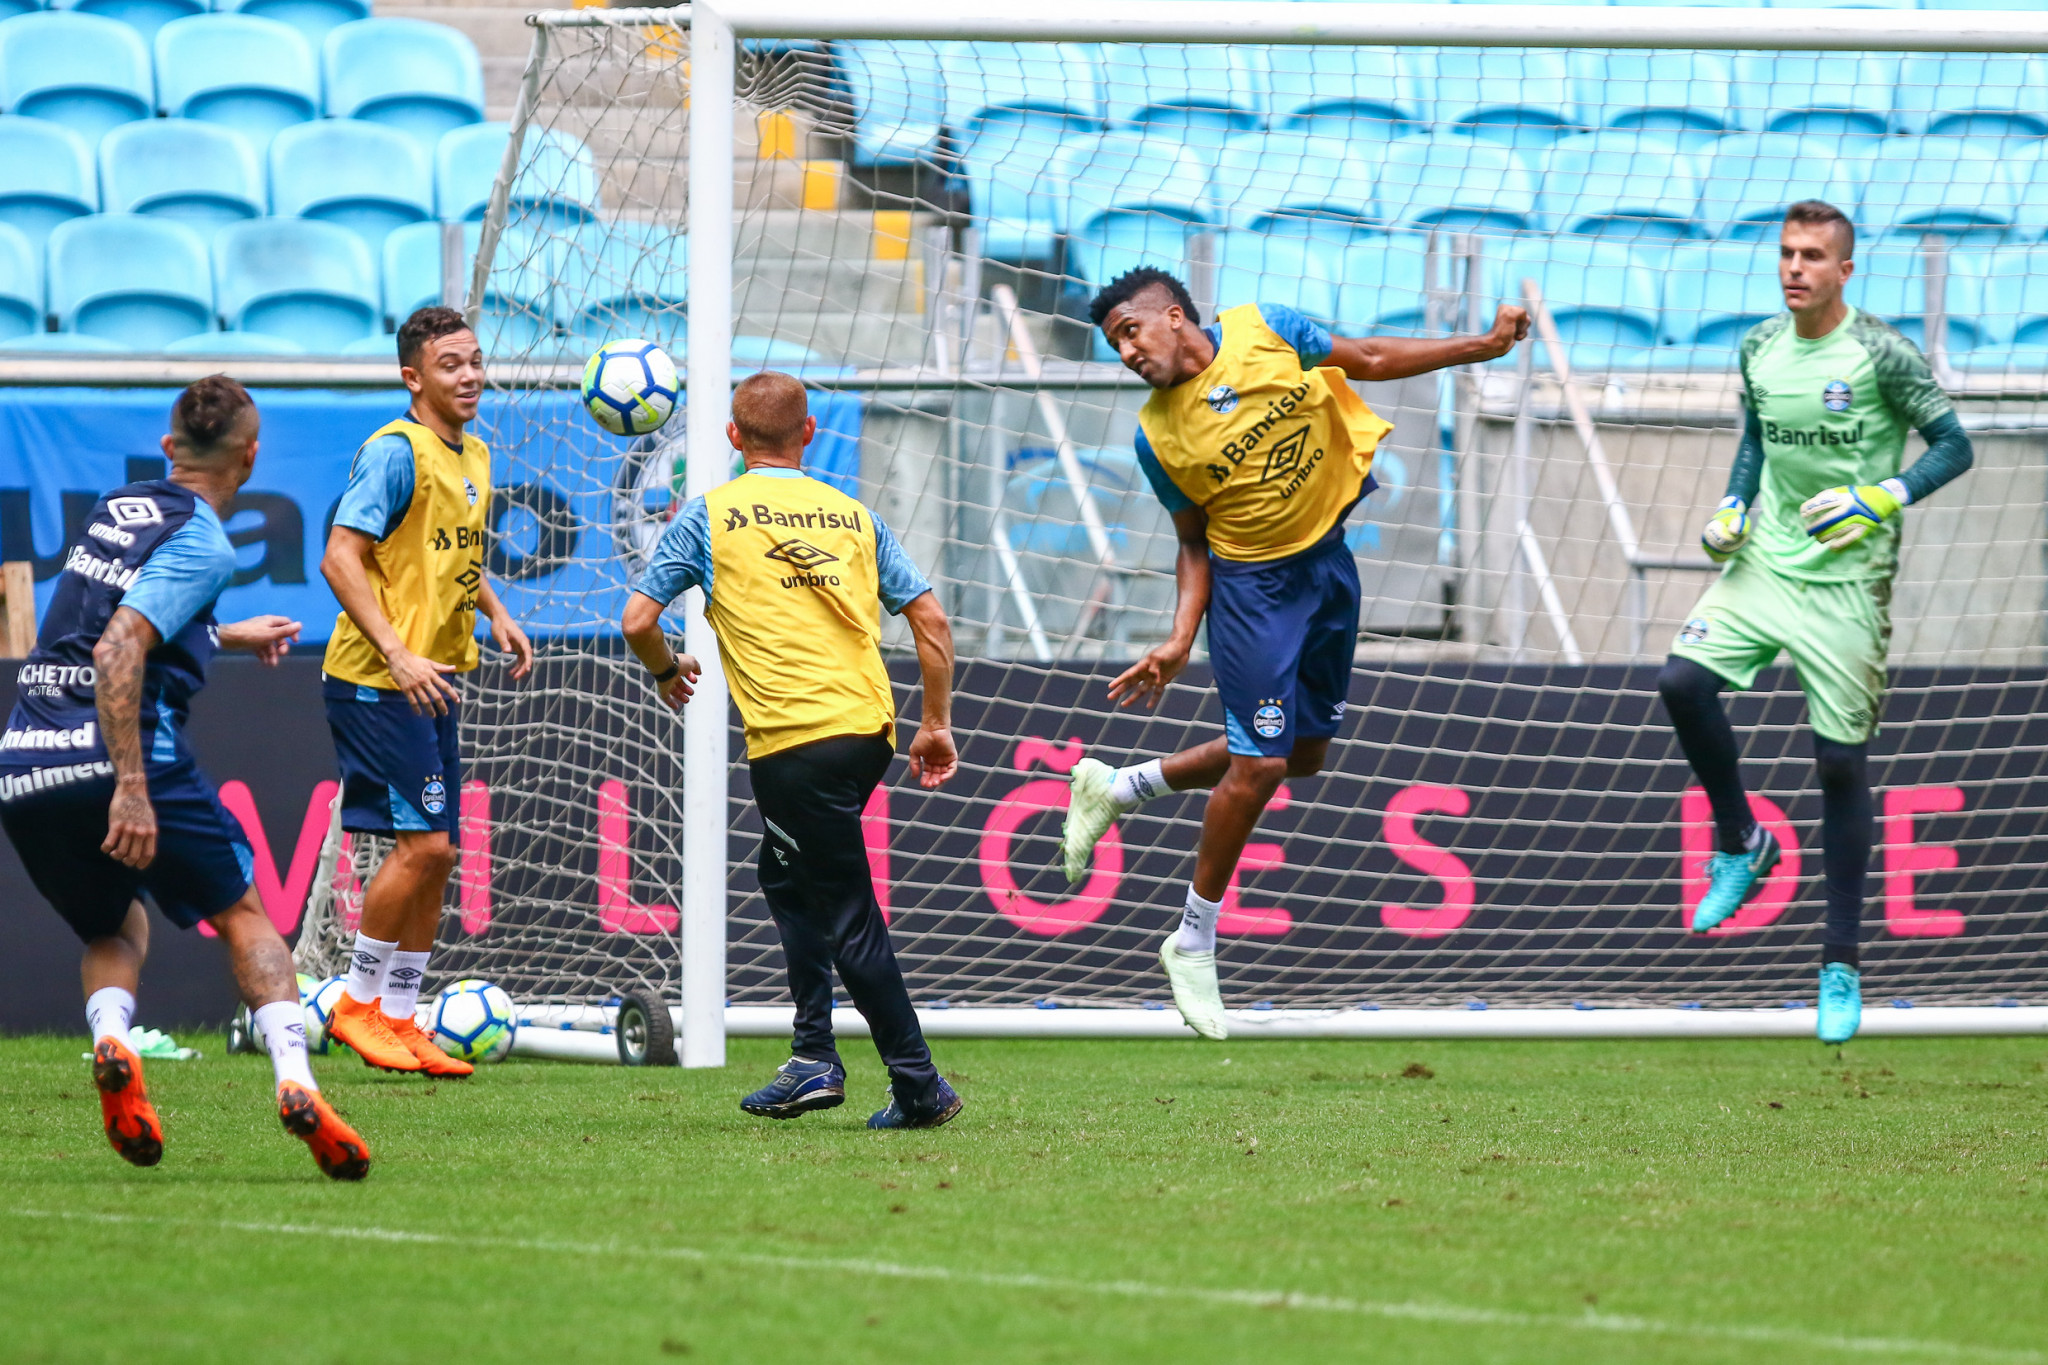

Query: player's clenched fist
<box><xmin>1700</xmin><ymin>497</ymin><xmax>1751</xmax><ymax>563</ymax></box>
<box><xmin>1800</xmin><ymin>481</ymin><xmax>1904</xmax><ymax>551</ymax></box>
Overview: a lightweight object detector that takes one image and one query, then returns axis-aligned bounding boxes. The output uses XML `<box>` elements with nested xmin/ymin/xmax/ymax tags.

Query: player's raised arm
<box><xmin>1323</xmin><ymin>305</ymin><xmax>1530</xmax><ymax>383</ymax></box>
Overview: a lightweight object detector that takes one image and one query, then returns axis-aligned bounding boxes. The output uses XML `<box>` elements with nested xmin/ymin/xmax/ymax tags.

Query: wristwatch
<box><xmin>652</xmin><ymin>659</ymin><xmax>679</xmax><ymax>684</ymax></box>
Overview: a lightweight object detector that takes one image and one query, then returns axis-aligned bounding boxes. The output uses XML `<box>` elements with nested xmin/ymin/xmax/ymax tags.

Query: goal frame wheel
<box><xmin>615</xmin><ymin>986</ymin><xmax>676</xmax><ymax>1067</ymax></box>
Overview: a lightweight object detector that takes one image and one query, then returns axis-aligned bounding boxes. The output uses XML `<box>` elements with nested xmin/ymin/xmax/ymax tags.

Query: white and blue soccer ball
<box><xmin>582</xmin><ymin>339</ymin><xmax>679</xmax><ymax>437</ymax></box>
<box><xmin>304</xmin><ymin>975</ymin><xmax>352</xmax><ymax>1057</ymax></box>
<box><xmin>430</xmin><ymin>979</ymin><xmax>517</xmax><ymax>1064</ymax></box>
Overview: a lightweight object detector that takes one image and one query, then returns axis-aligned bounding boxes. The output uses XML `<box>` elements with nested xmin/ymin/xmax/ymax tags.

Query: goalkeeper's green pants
<box><xmin>1668</xmin><ymin>555</ymin><xmax>1891</xmax><ymax>745</ymax></box>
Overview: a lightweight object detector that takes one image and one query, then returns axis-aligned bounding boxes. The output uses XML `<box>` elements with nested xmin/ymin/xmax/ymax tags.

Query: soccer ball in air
<box><xmin>582</xmin><ymin>339</ymin><xmax>679</xmax><ymax>437</ymax></box>
<box><xmin>304</xmin><ymin>975</ymin><xmax>353</xmax><ymax>1056</ymax></box>
<box><xmin>430</xmin><ymin>979</ymin><xmax>517</xmax><ymax>1063</ymax></box>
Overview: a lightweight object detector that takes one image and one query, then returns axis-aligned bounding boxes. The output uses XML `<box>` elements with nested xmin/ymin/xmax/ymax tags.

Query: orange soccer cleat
<box><xmin>383</xmin><ymin>1014</ymin><xmax>474</xmax><ymax>1078</ymax></box>
<box><xmin>278</xmin><ymin>1082</ymin><xmax>371</xmax><ymax>1181</ymax></box>
<box><xmin>325</xmin><ymin>993</ymin><xmax>424</xmax><ymax>1073</ymax></box>
<box><xmin>92</xmin><ymin>1038</ymin><xmax>164</xmax><ymax>1167</ymax></box>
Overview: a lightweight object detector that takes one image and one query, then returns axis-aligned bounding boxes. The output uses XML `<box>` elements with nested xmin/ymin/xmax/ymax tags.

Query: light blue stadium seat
<box><xmin>47</xmin><ymin>213</ymin><xmax>212</xmax><ymax>347</ymax></box>
<box><xmin>210</xmin><ymin>0</ymin><xmax>368</xmax><ymax>47</ymax></box>
<box><xmin>1656</xmin><ymin>240</ymin><xmax>1784</xmax><ymax>368</ymax></box>
<box><xmin>1496</xmin><ymin>237</ymin><xmax>1663</xmax><ymax>370</ymax></box>
<box><xmin>339</xmin><ymin>330</ymin><xmax>394</xmax><ymax>356</ymax></box>
<box><xmin>1571</xmin><ymin>51</ymin><xmax>1735</xmax><ymax>148</ymax></box>
<box><xmin>1894</xmin><ymin>54</ymin><xmax>2048</xmax><ymax>141</ymax></box>
<box><xmin>0</xmin><ymin>330</ymin><xmax>129</xmax><ymax>350</ymax></box>
<box><xmin>1212</xmin><ymin>133</ymin><xmax>1378</xmax><ymax>238</ymax></box>
<box><xmin>48</xmin><ymin>0</ymin><xmax>203</xmax><ymax>42</ymax></box>
<box><xmin>1765</xmin><ymin>0</ymin><xmax>1916</xmax><ymax>7</ymax></box>
<box><xmin>380</xmin><ymin>218</ymin><xmax>451</xmax><ymax>324</ymax></box>
<box><xmin>1371</xmin><ymin>136</ymin><xmax>1539</xmax><ymax>237</ymax></box>
<box><xmin>2011</xmin><ymin>150</ymin><xmax>2048</xmax><ymax>242</ymax></box>
<box><xmin>960</xmin><ymin>121</ymin><xmax>1075</xmax><ymax>263</ymax></box>
<box><xmin>0</xmin><ymin>115</ymin><xmax>96</xmax><ymax>248</ymax></box>
<box><xmin>1267</xmin><ymin>46</ymin><xmax>1419</xmax><ymax>140</ymax></box>
<box><xmin>940</xmin><ymin>42</ymin><xmax>1102</xmax><ymax>165</ymax></box>
<box><xmin>838</xmin><ymin>40</ymin><xmax>945</xmax><ymax>166</ymax></box>
<box><xmin>154</xmin><ymin>14</ymin><xmax>316</xmax><ymax>156</ymax></box>
<box><xmin>1405</xmin><ymin>48</ymin><xmax>1575</xmax><ymax>148</ymax></box>
<box><xmin>1211</xmin><ymin>232</ymin><xmax>1339</xmax><ymax>325</ymax></box>
<box><xmin>0</xmin><ymin>0</ymin><xmax>42</xmax><ymax>18</ymax></box>
<box><xmin>381</xmin><ymin>220</ymin><xmax>556</xmax><ymax>355</ymax></box>
<box><xmin>1863</xmin><ymin>139</ymin><xmax>2017</xmax><ymax>244</ymax></box>
<box><xmin>1920</xmin><ymin>0</ymin><xmax>2038</xmax><ymax>8</ymax></box>
<box><xmin>1539</xmin><ymin>132</ymin><xmax>1705</xmax><ymax>240</ymax></box>
<box><xmin>1951</xmin><ymin>245</ymin><xmax>2048</xmax><ymax>367</ymax></box>
<box><xmin>1052</xmin><ymin>132</ymin><xmax>1214</xmax><ymax>288</ymax></box>
<box><xmin>270</xmin><ymin>118</ymin><xmax>432</xmax><ymax>252</ymax></box>
<box><xmin>1334</xmin><ymin>234</ymin><xmax>1436</xmax><ymax>334</ymax></box>
<box><xmin>1700</xmin><ymin>133</ymin><xmax>1864</xmax><ymax>241</ymax></box>
<box><xmin>213</xmin><ymin>217</ymin><xmax>379</xmax><ymax>351</ymax></box>
<box><xmin>0</xmin><ymin>221</ymin><xmax>38</xmax><ymax>340</ymax></box>
<box><xmin>435</xmin><ymin>123</ymin><xmax>600</xmax><ymax>228</ymax></box>
<box><xmin>1731</xmin><ymin>52</ymin><xmax>1899</xmax><ymax>136</ymax></box>
<box><xmin>98</xmin><ymin>119</ymin><xmax>263</xmax><ymax>236</ymax></box>
<box><xmin>552</xmin><ymin>218</ymin><xmax>686</xmax><ymax>344</ymax></box>
<box><xmin>1852</xmin><ymin>243</ymin><xmax>1992</xmax><ymax>354</ymax></box>
<box><xmin>322</xmin><ymin>18</ymin><xmax>484</xmax><ymax>150</ymax></box>
<box><xmin>0</xmin><ymin>12</ymin><xmax>152</xmax><ymax>146</ymax></box>
<box><xmin>1603</xmin><ymin>0</ymin><xmax>1761</xmax><ymax>6</ymax></box>
<box><xmin>1102</xmin><ymin>44</ymin><xmax>1264</xmax><ymax>147</ymax></box>
<box><xmin>164</xmin><ymin>328</ymin><xmax>304</xmax><ymax>354</ymax></box>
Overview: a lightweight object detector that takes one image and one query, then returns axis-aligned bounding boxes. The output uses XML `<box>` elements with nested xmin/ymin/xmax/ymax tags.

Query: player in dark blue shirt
<box><xmin>0</xmin><ymin>377</ymin><xmax>370</xmax><ymax>1180</ymax></box>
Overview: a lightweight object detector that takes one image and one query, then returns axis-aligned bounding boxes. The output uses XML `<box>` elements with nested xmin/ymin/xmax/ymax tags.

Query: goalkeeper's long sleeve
<box><xmin>1723</xmin><ymin>407</ymin><xmax>1765</xmax><ymax>505</ymax></box>
<box><xmin>1896</xmin><ymin>411</ymin><xmax>1974</xmax><ymax>504</ymax></box>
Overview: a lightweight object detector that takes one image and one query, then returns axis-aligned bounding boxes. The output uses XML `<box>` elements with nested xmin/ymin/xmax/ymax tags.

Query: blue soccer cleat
<box><xmin>867</xmin><ymin>1077</ymin><xmax>963</xmax><ymax>1130</ymax></box>
<box><xmin>1817</xmin><ymin>962</ymin><xmax>1862</xmax><ymax>1044</ymax></box>
<box><xmin>1692</xmin><ymin>828</ymin><xmax>1781</xmax><ymax>933</ymax></box>
<box><xmin>740</xmin><ymin>1056</ymin><xmax>845</xmax><ymax>1119</ymax></box>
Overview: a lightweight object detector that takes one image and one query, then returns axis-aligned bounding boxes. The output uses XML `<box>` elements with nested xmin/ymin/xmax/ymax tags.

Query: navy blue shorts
<box><xmin>0</xmin><ymin>757</ymin><xmax>254</xmax><ymax>940</ymax></box>
<box><xmin>1206</xmin><ymin>534</ymin><xmax>1360</xmax><ymax>758</ymax></box>
<box><xmin>323</xmin><ymin>677</ymin><xmax>462</xmax><ymax>835</ymax></box>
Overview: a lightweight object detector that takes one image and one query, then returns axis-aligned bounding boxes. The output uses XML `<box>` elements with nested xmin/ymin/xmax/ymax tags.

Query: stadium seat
<box><xmin>1764</xmin><ymin>0</ymin><xmax>1917</xmax><ymax>8</ymax></box>
<box><xmin>47</xmin><ymin>0</ymin><xmax>203</xmax><ymax>43</ymax></box>
<box><xmin>1539</xmin><ymin>132</ymin><xmax>1706</xmax><ymax>240</ymax></box>
<box><xmin>1267</xmin><ymin>46</ymin><xmax>1420</xmax><ymax>139</ymax></box>
<box><xmin>0</xmin><ymin>12</ymin><xmax>152</xmax><ymax>146</ymax></box>
<box><xmin>1894</xmin><ymin>55</ymin><xmax>2048</xmax><ymax>141</ymax></box>
<box><xmin>1919</xmin><ymin>0</ymin><xmax>2038</xmax><ymax>8</ymax></box>
<box><xmin>154</xmin><ymin>14</ymin><xmax>317</xmax><ymax>156</ymax></box>
<box><xmin>1405</xmin><ymin>48</ymin><xmax>1574</xmax><ymax>148</ymax></box>
<box><xmin>1862</xmin><ymin>139</ymin><xmax>2017</xmax><ymax>244</ymax></box>
<box><xmin>270</xmin><ymin>118</ymin><xmax>433</xmax><ymax>252</ymax></box>
<box><xmin>1700</xmin><ymin>133</ymin><xmax>1864</xmax><ymax>241</ymax></box>
<box><xmin>1101</xmin><ymin>44</ymin><xmax>1264</xmax><ymax>147</ymax></box>
<box><xmin>210</xmin><ymin>0</ymin><xmax>369</xmax><ymax>47</ymax></box>
<box><xmin>2010</xmin><ymin>151</ymin><xmax>2048</xmax><ymax>242</ymax></box>
<box><xmin>0</xmin><ymin>221</ymin><xmax>39</xmax><ymax>341</ymax></box>
<box><xmin>1496</xmin><ymin>236</ymin><xmax>1663</xmax><ymax>370</ymax></box>
<box><xmin>1333</xmin><ymin>234</ymin><xmax>1435</xmax><ymax>334</ymax></box>
<box><xmin>1852</xmin><ymin>243</ymin><xmax>1992</xmax><ymax>354</ymax></box>
<box><xmin>1731</xmin><ymin>52</ymin><xmax>1899</xmax><ymax>137</ymax></box>
<box><xmin>960</xmin><ymin>124</ymin><xmax>1075</xmax><ymax>263</ymax></box>
<box><xmin>322</xmin><ymin>17</ymin><xmax>484</xmax><ymax>150</ymax></box>
<box><xmin>1656</xmin><ymin>240</ymin><xmax>1786</xmax><ymax>367</ymax></box>
<box><xmin>552</xmin><ymin>218</ymin><xmax>687</xmax><ymax>344</ymax></box>
<box><xmin>0</xmin><ymin>330</ymin><xmax>129</xmax><ymax>350</ymax></box>
<box><xmin>0</xmin><ymin>0</ymin><xmax>41</xmax><ymax>18</ymax></box>
<box><xmin>838</xmin><ymin>40</ymin><xmax>945</xmax><ymax>166</ymax></box>
<box><xmin>435</xmin><ymin>123</ymin><xmax>600</xmax><ymax>228</ymax></box>
<box><xmin>163</xmin><ymin>329</ymin><xmax>306</xmax><ymax>353</ymax></box>
<box><xmin>98</xmin><ymin>119</ymin><xmax>263</xmax><ymax>236</ymax></box>
<box><xmin>1211</xmin><ymin>232</ymin><xmax>1340</xmax><ymax>326</ymax></box>
<box><xmin>1370</xmin><ymin>136</ymin><xmax>1540</xmax><ymax>237</ymax></box>
<box><xmin>0</xmin><ymin>115</ymin><xmax>96</xmax><ymax>248</ymax></box>
<box><xmin>380</xmin><ymin>218</ymin><xmax>453</xmax><ymax>324</ymax></box>
<box><xmin>1052</xmin><ymin>133</ymin><xmax>1214</xmax><ymax>287</ymax></box>
<box><xmin>1571</xmin><ymin>51</ymin><xmax>1735</xmax><ymax>148</ymax></box>
<box><xmin>1211</xmin><ymin>133</ymin><xmax>1378</xmax><ymax>238</ymax></box>
<box><xmin>46</xmin><ymin>213</ymin><xmax>212</xmax><ymax>348</ymax></box>
<box><xmin>212</xmin><ymin>217</ymin><xmax>379</xmax><ymax>351</ymax></box>
<box><xmin>939</xmin><ymin>42</ymin><xmax>1102</xmax><ymax>163</ymax></box>
<box><xmin>1951</xmin><ymin>245</ymin><xmax>2048</xmax><ymax>366</ymax></box>
<box><xmin>382</xmin><ymin>220</ymin><xmax>557</xmax><ymax>355</ymax></box>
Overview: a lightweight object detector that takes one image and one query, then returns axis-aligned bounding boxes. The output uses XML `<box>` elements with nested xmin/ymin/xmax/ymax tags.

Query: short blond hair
<box><xmin>730</xmin><ymin>370</ymin><xmax>808</xmax><ymax>447</ymax></box>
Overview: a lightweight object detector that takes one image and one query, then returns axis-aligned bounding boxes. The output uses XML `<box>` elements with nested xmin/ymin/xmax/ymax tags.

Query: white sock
<box><xmin>380</xmin><ymin>950</ymin><xmax>432</xmax><ymax>1024</ymax></box>
<box><xmin>86</xmin><ymin>987</ymin><xmax>135</xmax><ymax>1048</ymax></box>
<box><xmin>343</xmin><ymin>933</ymin><xmax>397</xmax><ymax>1005</ymax></box>
<box><xmin>253</xmin><ymin>1000</ymin><xmax>317</xmax><ymax>1092</ymax></box>
<box><xmin>1110</xmin><ymin>759</ymin><xmax>1169</xmax><ymax>812</ymax></box>
<box><xmin>1175</xmin><ymin>886</ymin><xmax>1223</xmax><ymax>956</ymax></box>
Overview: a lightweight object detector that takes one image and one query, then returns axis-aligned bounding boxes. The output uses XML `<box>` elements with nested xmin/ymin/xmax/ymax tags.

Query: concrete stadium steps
<box><xmin>737</xmin><ymin>253</ymin><xmax>927</xmax><ymax>316</ymax></box>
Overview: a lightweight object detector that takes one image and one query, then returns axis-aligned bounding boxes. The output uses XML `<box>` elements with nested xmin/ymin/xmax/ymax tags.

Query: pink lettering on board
<box><xmin>863</xmin><ymin>781</ymin><xmax>891</xmax><ymax>925</ymax></box>
<box><xmin>1219</xmin><ymin>785</ymin><xmax>1292</xmax><ymax>937</ymax></box>
<box><xmin>1680</xmin><ymin>787</ymin><xmax>1801</xmax><ymax>934</ymax></box>
<box><xmin>1380</xmin><ymin>784</ymin><xmax>1476</xmax><ymax>937</ymax></box>
<box><xmin>980</xmin><ymin>777</ymin><xmax>1122</xmax><ymax>937</ymax></box>
<box><xmin>458</xmin><ymin>781</ymin><xmax>492</xmax><ymax>935</ymax></box>
<box><xmin>1882</xmin><ymin>785</ymin><xmax>1965</xmax><ymax>938</ymax></box>
<box><xmin>1013</xmin><ymin>736</ymin><xmax>1085</xmax><ymax>775</ymax></box>
<box><xmin>216</xmin><ymin>779</ymin><xmax>337</xmax><ymax>936</ymax></box>
<box><xmin>597</xmin><ymin>779</ymin><xmax>678</xmax><ymax>934</ymax></box>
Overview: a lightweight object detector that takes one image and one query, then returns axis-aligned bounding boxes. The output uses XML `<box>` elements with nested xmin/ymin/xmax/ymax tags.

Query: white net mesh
<box><xmin>298</xmin><ymin>15</ymin><xmax>2048</xmax><ymax>1011</ymax></box>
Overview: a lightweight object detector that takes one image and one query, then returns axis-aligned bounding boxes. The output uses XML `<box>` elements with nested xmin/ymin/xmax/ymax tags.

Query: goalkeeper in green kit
<box><xmin>1657</xmin><ymin>200</ymin><xmax>1973</xmax><ymax>1045</ymax></box>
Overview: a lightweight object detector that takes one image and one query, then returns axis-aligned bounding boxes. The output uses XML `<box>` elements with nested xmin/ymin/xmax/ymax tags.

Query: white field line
<box><xmin>9</xmin><ymin>1207</ymin><xmax>2040</xmax><ymax>1363</ymax></box>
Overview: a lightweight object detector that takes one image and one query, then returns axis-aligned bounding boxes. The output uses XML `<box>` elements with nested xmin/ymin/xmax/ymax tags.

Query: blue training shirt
<box><xmin>1131</xmin><ymin>303</ymin><xmax>1335</xmax><ymax>516</ymax></box>
<box><xmin>332</xmin><ymin>431</ymin><xmax>421</xmax><ymax>541</ymax></box>
<box><xmin>632</xmin><ymin>467</ymin><xmax>932</xmax><ymax>613</ymax></box>
<box><xmin>123</xmin><ymin>506</ymin><xmax>237</xmax><ymax>642</ymax></box>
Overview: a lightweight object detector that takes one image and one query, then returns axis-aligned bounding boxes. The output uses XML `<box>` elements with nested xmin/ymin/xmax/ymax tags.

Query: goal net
<box><xmin>302</xmin><ymin>2</ymin><xmax>2048</xmax><ymax>1034</ymax></box>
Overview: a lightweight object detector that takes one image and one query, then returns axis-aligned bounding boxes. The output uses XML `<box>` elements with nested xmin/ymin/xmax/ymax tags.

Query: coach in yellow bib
<box><xmin>622</xmin><ymin>371</ymin><xmax>963</xmax><ymax>1130</ymax></box>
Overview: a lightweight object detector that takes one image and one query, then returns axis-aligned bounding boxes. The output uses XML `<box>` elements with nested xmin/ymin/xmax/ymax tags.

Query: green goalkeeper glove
<box><xmin>1800</xmin><ymin>479</ymin><xmax>1909</xmax><ymax>551</ymax></box>
<box><xmin>1700</xmin><ymin>497</ymin><xmax>1751</xmax><ymax>563</ymax></box>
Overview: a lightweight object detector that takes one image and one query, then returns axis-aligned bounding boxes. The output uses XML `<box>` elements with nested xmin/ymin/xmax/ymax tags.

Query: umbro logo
<box><xmin>1260</xmin><ymin>425</ymin><xmax>1310</xmax><ymax>483</ymax></box>
<box><xmin>764</xmin><ymin>539</ymin><xmax>839</xmax><ymax>570</ymax></box>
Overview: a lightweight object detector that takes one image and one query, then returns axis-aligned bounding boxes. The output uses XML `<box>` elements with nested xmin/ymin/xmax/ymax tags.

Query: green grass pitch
<box><xmin>1</xmin><ymin>1033</ymin><xmax>2043</xmax><ymax>1364</ymax></box>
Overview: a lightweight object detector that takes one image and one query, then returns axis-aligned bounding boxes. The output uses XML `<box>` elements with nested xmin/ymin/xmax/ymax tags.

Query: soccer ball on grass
<box><xmin>582</xmin><ymin>339</ymin><xmax>678</xmax><ymax>437</ymax></box>
<box><xmin>304</xmin><ymin>975</ymin><xmax>353</xmax><ymax>1057</ymax></box>
<box><xmin>430</xmin><ymin>979</ymin><xmax>517</xmax><ymax>1063</ymax></box>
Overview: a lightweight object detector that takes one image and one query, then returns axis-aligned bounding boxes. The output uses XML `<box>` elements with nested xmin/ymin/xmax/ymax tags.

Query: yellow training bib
<box><xmin>322</xmin><ymin>419</ymin><xmax>491</xmax><ymax>689</ymax></box>
<box><xmin>704</xmin><ymin>470</ymin><xmax>897</xmax><ymax>760</ymax></box>
<box><xmin>1138</xmin><ymin>303</ymin><xmax>1392</xmax><ymax>563</ymax></box>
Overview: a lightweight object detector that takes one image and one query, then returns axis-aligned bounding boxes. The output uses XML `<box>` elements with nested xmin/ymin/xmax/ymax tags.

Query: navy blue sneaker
<box><xmin>866</xmin><ymin>1077</ymin><xmax>963</xmax><ymax>1130</ymax></box>
<box><xmin>740</xmin><ymin>1056</ymin><xmax>845</xmax><ymax>1119</ymax></box>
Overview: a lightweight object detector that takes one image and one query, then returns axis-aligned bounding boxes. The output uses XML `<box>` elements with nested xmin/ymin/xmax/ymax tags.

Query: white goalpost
<box><xmin>293</xmin><ymin>2</ymin><xmax>2048</xmax><ymax>1062</ymax></box>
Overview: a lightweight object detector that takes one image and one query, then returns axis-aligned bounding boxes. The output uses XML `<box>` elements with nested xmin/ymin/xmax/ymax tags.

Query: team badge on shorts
<box><xmin>1205</xmin><ymin>384</ymin><xmax>1239</xmax><ymax>414</ymax></box>
<box><xmin>1679</xmin><ymin>618</ymin><xmax>1710</xmax><ymax>645</ymax></box>
<box><xmin>1253</xmin><ymin>700</ymin><xmax>1286</xmax><ymax>739</ymax></box>
<box><xmin>1823</xmin><ymin>379</ymin><xmax>1853</xmax><ymax>413</ymax></box>
<box><xmin>422</xmin><ymin>777</ymin><xmax>448</xmax><ymax>816</ymax></box>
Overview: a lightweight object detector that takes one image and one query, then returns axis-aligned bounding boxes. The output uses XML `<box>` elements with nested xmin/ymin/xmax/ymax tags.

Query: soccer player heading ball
<box><xmin>1662</xmin><ymin>200</ymin><xmax>1972</xmax><ymax>1045</ymax></box>
<box><xmin>1063</xmin><ymin>269</ymin><xmax>1529</xmax><ymax>1040</ymax></box>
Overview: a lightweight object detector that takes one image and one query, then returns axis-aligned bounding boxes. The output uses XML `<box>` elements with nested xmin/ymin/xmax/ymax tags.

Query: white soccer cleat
<box><xmin>1061</xmin><ymin>757</ymin><xmax>1120</xmax><ymax>885</ymax></box>
<box><xmin>1160</xmin><ymin>935</ymin><xmax>1229</xmax><ymax>1041</ymax></box>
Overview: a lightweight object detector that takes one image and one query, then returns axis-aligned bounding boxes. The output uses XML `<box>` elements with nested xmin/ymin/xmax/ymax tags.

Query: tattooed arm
<box><xmin>93</xmin><ymin>605</ymin><xmax>162</xmax><ymax>869</ymax></box>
